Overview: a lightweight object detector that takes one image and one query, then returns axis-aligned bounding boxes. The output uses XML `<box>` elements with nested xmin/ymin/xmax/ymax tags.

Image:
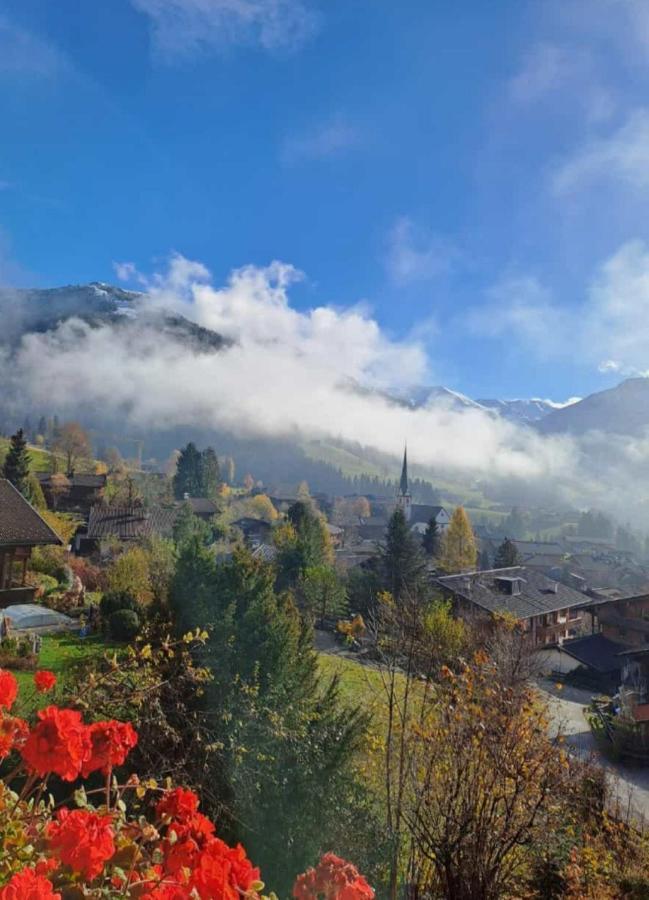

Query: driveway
<box><xmin>538</xmin><ymin>678</ymin><xmax>649</xmax><ymax>823</ymax></box>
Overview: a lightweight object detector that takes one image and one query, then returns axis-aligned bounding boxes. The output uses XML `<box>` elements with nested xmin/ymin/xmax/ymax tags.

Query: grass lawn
<box><xmin>12</xmin><ymin>632</ymin><xmax>115</xmax><ymax>715</ymax></box>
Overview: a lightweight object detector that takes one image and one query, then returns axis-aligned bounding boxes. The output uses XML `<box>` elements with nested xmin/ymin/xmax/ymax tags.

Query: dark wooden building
<box><xmin>0</xmin><ymin>479</ymin><xmax>62</xmax><ymax>605</ymax></box>
<box><xmin>36</xmin><ymin>472</ymin><xmax>107</xmax><ymax>514</ymax></box>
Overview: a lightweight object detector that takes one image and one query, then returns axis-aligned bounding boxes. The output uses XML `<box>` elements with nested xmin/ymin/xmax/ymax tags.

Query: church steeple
<box><xmin>397</xmin><ymin>444</ymin><xmax>412</xmax><ymax>521</ymax></box>
<box><xmin>399</xmin><ymin>445</ymin><xmax>409</xmax><ymax>496</ymax></box>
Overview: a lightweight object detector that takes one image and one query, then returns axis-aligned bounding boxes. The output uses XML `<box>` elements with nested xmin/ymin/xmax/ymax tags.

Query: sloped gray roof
<box><xmin>175</xmin><ymin>497</ymin><xmax>219</xmax><ymax>516</ymax></box>
<box><xmin>435</xmin><ymin>566</ymin><xmax>588</xmax><ymax>619</ymax></box>
<box><xmin>87</xmin><ymin>505</ymin><xmax>178</xmax><ymax>540</ymax></box>
<box><xmin>411</xmin><ymin>504</ymin><xmax>446</xmax><ymax>524</ymax></box>
<box><xmin>559</xmin><ymin>633</ymin><xmax>628</xmax><ymax>673</ymax></box>
<box><xmin>0</xmin><ymin>480</ymin><xmax>62</xmax><ymax>548</ymax></box>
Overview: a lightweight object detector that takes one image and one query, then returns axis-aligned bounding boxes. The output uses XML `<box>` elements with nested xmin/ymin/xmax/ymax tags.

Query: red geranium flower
<box><xmin>0</xmin><ymin>670</ymin><xmax>18</xmax><ymax>710</ymax></box>
<box><xmin>0</xmin><ymin>715</ymin><xmax>28</xmax><ymax>760</ymax></box>
<box><xmin>80</xmin><ymin>719</ymin><xmax>138</xmax><ymax>777</ymax></box>
<box><xmin>47</xmin><ymin>808</ymin><xmax>115</xmax><ymax>880</ymax></box>
<box><xmin>21</xmin><ymin>707</ymin><xmax>91</xmax><ymax>782</ymax></box>
<box><xmin>293</xmin><ymin>854</ymin><xmax>374</xmax><ymax>900</ymax></box>
<box><xmin>162</xmin><ymin>813</ymin><xmax>215</xmax><ymax>878</ymax></box>
<box><xmin>190</xmin><ymin>838</ymin><xmax>260</xmax><ymax>900</ymax></box>
<box><xmin>34</xmin><ymin>671</ymin><xmax>57</xmax><ymax>693</ymax></box>
<box><xmin>156</xmin><ymin>788</ymin><xmax>200</xmax><ymax>823</ymax></box>
<box><xmin>0</xmin><ymin>867</ymin><xmax>60</xmax><ymax>900</ymax></box>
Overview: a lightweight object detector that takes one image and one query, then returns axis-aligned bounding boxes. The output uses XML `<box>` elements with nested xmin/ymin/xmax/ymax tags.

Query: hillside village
<box><xmin>3</xmin><ymin>421</ymin><xmax>649</xmax><ymax>723</ymax></box>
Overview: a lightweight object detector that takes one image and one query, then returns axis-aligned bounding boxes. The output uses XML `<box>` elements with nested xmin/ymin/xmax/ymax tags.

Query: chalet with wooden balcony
<box><xmin>435</xmin><ymin>566</ymin><xmax>588</xmax><ymax>645</ymax></box>
<box><xmin>0</xmin><ymin>479</ymin><xmax>62</xmax><ymax>605</ymax></box>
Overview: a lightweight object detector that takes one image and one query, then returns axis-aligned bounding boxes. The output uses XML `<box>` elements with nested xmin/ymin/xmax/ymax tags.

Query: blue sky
<box><xmin>2</xmin><ymin>0</ymin><xmax>649</xmax><ymax>402</ymax></box>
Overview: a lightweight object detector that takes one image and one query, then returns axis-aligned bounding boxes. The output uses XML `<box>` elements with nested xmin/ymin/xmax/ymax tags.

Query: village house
<box><xmin>231</xmin><ymin>517</ymin><xmax>273</xmax><ymax>547</ymax></box>
<box><xmin>36</xmin><ymin>471</ymin><xmax>106</xmax><ymax>514</ymax></box>
<box><xmin>174</xmin><ymin>496</ymin><xmax>220</xmax><ymax>522</ymax></box>
<box><xmin>0</xmin><ymin>479</ymin><xmax>62</xmax><ymax>605</ymax></box>
<box><xmin>75</xmin><ymin>504</ymin><xmax>179</xmax><ymax>555</ymax></box>
<box><xmin>435</xmin><ymin>566</ymin><xmax>588</xmax><ymax>645</ymax></box>
<box><xmin>582</xmin><ymin>592</ymin><xmax>649</xmax><ymax>648</ymax></box>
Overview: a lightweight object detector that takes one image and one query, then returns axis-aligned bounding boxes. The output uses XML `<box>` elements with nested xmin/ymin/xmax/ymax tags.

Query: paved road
<box><xmin>539</xmin><ymin>678</ymin><xmax>649</xmax><ymax>822</ymax></box>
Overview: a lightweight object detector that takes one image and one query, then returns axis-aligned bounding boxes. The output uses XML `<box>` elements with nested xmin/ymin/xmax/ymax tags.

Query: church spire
<box><xmin>399</xmin><ymin>444</ymin><xmax>409</xmax><ymax>496</ymax></box>
<box><xmin>397</xmin><ymin>444</ymin><xmax>412</xmax><ymax>521</ymax></box>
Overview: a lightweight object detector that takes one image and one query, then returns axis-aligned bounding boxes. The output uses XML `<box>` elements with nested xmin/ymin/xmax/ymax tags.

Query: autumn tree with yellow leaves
<box><xmin>438</xmin><ymin>505</ymin><xmax>478</xmax><ymax>572</ymax></box>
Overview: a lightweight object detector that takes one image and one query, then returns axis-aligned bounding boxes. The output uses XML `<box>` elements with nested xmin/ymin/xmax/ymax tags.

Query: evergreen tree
<box><xmin>300</xmin><ymin>564</ymin><xmax>348</xmax><ymax>625</ymax></box>
<box><xmin>201</xmin><ymin>447</ymin><xmax>221</xmax><ymax>498</ymax></box>
<box><xmin>380</xmin><ymin>508</ymin><xmax>427</xmax><ymax>602</ymax></box>
<box><xmin>170</xmin><ymin>544</ymin><xmax>367</xmax><ymax>894</ymax></box>
<box><xmin>282</xmin><ymin>500</ymin><xmax>333</xmax><ymax>576</ymax></box>
<box><xmin>422</xmin><ymin>517</ymin><xmax>440</xmax><ymax>557</ymax></box>
<box><xmin>2</xmin><ymin>428</ymin><xmax>31</xmax><ymax>496</ymax></box>
<box><xmin>493</xmin><ymin>537</ymin><xmax>521</xmax><ymax>569</ymax></box>
<box><xmin>37</xmin><ymin>415</ymin><xmax>47</xmax><ymax>439</ymax></box>
<box><xmin>439</xmin><ymin>506</ymin><xmax>478</xmax><ymax>573</ymax></box>
<box><xmin>172</xmin><ymin>442</ymin><xmax>203</xmax><ymax>499</ymax></box>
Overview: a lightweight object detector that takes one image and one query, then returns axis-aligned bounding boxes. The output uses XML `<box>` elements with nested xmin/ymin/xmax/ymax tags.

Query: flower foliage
<box><xmin>0</xmin><ymin>662</ymin><xmax>373</xmax><ymax>900</ymax></box>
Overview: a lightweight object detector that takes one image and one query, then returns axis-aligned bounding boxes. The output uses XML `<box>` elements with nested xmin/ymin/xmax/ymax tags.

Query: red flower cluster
<box><xmin>47</xmin><ymin>808</ymin><xmax>115</xmax><ymax>880</ymax></box>
<box><xmin>81</xmin><ymin>719</ymin><xmax>138</xmax><ymax>777</ymax></box>
<box><xmin>155</xmin><ymin>788</ymin><xmax>260</xmax><ymax>900</ymax></box>
<box><xmin>156</xmin><ymin>787</ymin><xmax>200</xmax><ymax>822</ymax></box>
<box><xmin>0</xmin><ymin>868</ymin><xmax>60</xmax><ymax>900</ymax></box>
<box><xmin>19</xmin><ymin>708</ymin><xmax>138</xmax><ymax>782</ymax></box>
<box><xmin>0</xmin><ymin>671</ymin><xmax>17</xmax><ymax>710</ymax></box>
<box><xmin>21</xmin><ymin>707</ymin><xmax>92</xmax><ymax>782</ymax></box>
<box><xmin>293</xmin><ymin>854</ymin><xmax>374</xmax><ymax>900</ymax></box>
<box><xmin>33</xmin><ymin>671</ymin><xmax>57</xmax><ymax>693</ymax></box>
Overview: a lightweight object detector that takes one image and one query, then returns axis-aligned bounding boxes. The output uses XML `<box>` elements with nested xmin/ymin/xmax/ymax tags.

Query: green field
<box><xmin>0</xmin><ymin>437</ymin><xmax>58</xmax><ymax>473</ymax></box>
<box><xmin>11</xmin><ymin>633</ymin><xmax>114</xmax><ymax>715</ymax></box>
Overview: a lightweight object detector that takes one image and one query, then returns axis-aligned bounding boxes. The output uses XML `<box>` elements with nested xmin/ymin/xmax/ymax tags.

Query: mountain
<box><xmin>392</xmin><ymin>385</ymin><xmax>487</xmax><ymax>412</ymax></box>
<box><xmin>0</xmin><ymin>282</ymin><xmax>228</xmax><ymax>353</ymax></box>
<box><xmin>537</xmin><ymin>378</ymin><xmax>649</xmax><ymax>437</ymax></box>
<box><xmin>478</xmin><ymin>398</ymin><xmax>563</xmax><ymax>425</ymax></box>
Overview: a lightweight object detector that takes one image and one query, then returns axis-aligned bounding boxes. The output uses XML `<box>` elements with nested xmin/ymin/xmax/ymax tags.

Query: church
<box><xmin>396</xmin><ymin>447</ymin><xmax>450</xmax><ymax>536</ymax></box>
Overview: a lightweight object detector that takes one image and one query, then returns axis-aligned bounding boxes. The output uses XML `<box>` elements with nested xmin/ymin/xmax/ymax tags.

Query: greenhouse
<box><xmin>0</xmin><ymin>604</ymin><xmax>75</xmax><ymax>632</ymax></box>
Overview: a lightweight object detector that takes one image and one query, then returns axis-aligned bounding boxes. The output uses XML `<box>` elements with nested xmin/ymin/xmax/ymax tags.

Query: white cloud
<box><xmin>509</xmin><ymin>43</ymin><xmax>576</xmax><ymax>104</ymax></box>
<box><xmin>553</xmin><ymin>109</ymin><xmax>649</xmax><ymax>194</ymax></box>
<box><xmin>385</xmin><ymin>217</ymin><xmax>457</xmax><ymax>286</ymax></box>
<box><xmin>472</xmin><ymin>240</ymin><xmax>649</xmax><ymax>377</ymax></box>
<box><xmin>467</xmin><ymin>275</ymin><xmax>565</xmax><ymax>352</ymax></box>
<box><xmin>131</xmin><ymin>0</ymin><xmax>318</xmax><ymax>59</ymax></box>
<box><xmin>0</xmin><ymin>16</ymin><xmax>66</xmax><ymax>78</ymax></box>
<box><xmin>2</xmin><ymin>254</ymin><xmax>581</xmax><ymax>489</ymax></box>
<box><xmin>280</xmin><ymin>116</ymin><xmax>360</xmax><ymax>163</ymax></box>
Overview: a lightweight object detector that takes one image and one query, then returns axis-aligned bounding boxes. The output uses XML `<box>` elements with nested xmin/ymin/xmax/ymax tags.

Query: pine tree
<box><xmin>422</xmin><ymin>517</ymin><xmax>440</xmax><ymax>557</ymax></box>
<box><xmin>172</xmin><ymin>442</ymin><xmax>203</xmax><ymax>499</ymax></box>
<box><xmin>2</xmin><ymin>428</ymin><xmax>31</xmax><ymax>496</ymax></box>
<box><xmin>37</xmin><ymin>416</ymin><xmax>47</xmax><ymax>439</ymax></box>
<box><xmin>381</xmin><ymin>508</ymin><xmax>427</xmax><ymax>602</ymax></box>
<box><xmin>170</xmin><ymin>544</ymin><xmax>367</xmax><ymax>893</ymax></box>
<box><xmin>479</xmin><ymin>548</ymin><xmax>491</xmax><ymax>570</ymax></box>
<box><xmin>493</xmin><ymin>537</ymin><xmax>520</xmax><ymax>569</ymax></box>
<box><xmin>439</xmin><ymin>506</ymin><xmax>478</xmax><ymax>573</ymax></box>
<box><xmin>200</xmin><ymin>447</ymin><xmax>221</xmax><ymax>498</ymax></box>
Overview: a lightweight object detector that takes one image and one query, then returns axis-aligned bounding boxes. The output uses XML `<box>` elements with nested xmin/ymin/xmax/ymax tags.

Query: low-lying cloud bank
<box><xmin>3</xmin><ymin>254</ymin><xmax>648</xmax><ymax>522</ymax></box>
